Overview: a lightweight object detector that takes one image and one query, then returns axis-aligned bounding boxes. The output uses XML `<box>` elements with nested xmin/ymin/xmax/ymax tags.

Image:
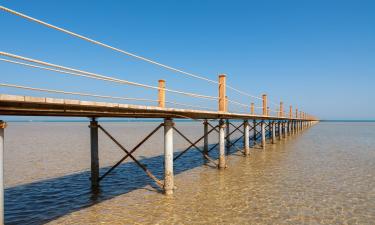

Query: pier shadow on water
<box><xmin>4</xmin><ymin>141</ymin><xmax>250</xmax><ymax>225</ymax></box>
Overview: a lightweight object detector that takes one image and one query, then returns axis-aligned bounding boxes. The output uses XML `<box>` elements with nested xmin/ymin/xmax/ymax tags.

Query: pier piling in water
<box><xmin>271</xmin><ymin>121</ymin><xmax>276</xmax><ymax>144</ymax></box>
<box><xmin>244</xmin><ymin>120</ymin><xmax>250</xmax><ymax>155</ymax></box>
<box><xmin>0</xmin><ymin>121</ymin><xmax>6</xmax><ymax>225</ymax></box>
<box><xmin>163</xmin><ymin>118</ymin><xmax>174</xmax><ymax>195</ymax></box>
<box><xmin>219</xmin><ymin>119</ymin><xmax>226</xmax><ymax>168</ymax></box>
<box><xmin>203</xmin><ymin>119</ymin><xmax>209</xmax><ymax>156</ymax></box>
<box><xmin>89</xmin><ymin>118</ymin><xmax>99</xmax><ymax>188</ymax></box>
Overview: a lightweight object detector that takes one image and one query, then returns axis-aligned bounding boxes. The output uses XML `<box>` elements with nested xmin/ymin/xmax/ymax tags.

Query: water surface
<box><xmin>4</xmin><ymin>122</ymin><xmax>375</xmax><ymax>224</ymax></box>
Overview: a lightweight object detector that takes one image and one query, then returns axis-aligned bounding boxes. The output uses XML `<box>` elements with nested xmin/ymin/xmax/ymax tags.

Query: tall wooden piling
<box><xmin>244</xmin><ymin>120</ymin><xmax>250</xmax><ymax>155</ymax></box>
<box><xmin>280</xmin><ymin>102</ymin><xmax>284</xmax><ymax>117</ymax></box>
<box><xmin>89</xmin><ymin>118</ymin><xmax>99</xmax><ymax>188</ymax></box>
<box><xmin>0</xmin><ymin>121</ymin><xmax>6</xmax><ymax>225</ymax></box>
<box><xmin>219</xmin><ymin>119</ymin><xmax>226</xmax><ymax>168</ymax></box>
<box><xmin>158</xmin><ymin>80</ymin><xmax>166</xmax><ymax>108</ymax></box>
<box><xmin>250</xmin><ymin>103</ymin><xmax>255</xmax><ymax>115</ymax></box>
<box><xmin>218</xmin><ymin>75</ymin><xmax>226</xmax><ymax>112</ymax></box>
<box><xmin>163</xmin><ymin>118</ymin><xmax>174</xmax><ymax>195</ymax></box>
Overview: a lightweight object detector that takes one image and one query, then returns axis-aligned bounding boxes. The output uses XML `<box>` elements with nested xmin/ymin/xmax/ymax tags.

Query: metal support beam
<box><xmin>89</xmin><ymin>118</ymin><xmax>99</xmax><ymax>188</ymax></box>
<box><xmin>243</xmin><ymin>120</ymin><xmax>250</xmax><ymax>156</ymax></box>
<box><xmin>0</xmin><ymin>121</ymin><xmax>6</xmax><ymax>225</ymax></box>
<box><xmin>261</xmin><ymin>121</ymin><xmax>266</xmax><ymax>149</ymax></box>
<box><xmin>219</xmin><ymin>119</ymin><xmax>226</xmax><ymax>169</ymax></box>
<box><xmin>163</xmin><ymin>118</ymin><xmax>174</xmax><ymax>195</ymax></box>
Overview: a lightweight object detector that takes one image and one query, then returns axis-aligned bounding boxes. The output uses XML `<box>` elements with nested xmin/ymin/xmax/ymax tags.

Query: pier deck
<box><xmin>0</xmin><ymin>94</ymin><xmax>308</xmax><ymax>120</ymax></box>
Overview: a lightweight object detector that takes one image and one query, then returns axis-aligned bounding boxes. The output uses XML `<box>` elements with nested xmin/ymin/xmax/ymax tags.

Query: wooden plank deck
<box><xmin>0</xmin><ymin>94</ymin><xmax>307</xmax><ymax>120</ymax></box>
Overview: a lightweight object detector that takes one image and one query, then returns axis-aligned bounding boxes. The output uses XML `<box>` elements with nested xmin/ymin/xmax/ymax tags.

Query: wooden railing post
<box><xmin>158</xmin><ymin>79</ymin><xmax>166</xmax><ymax>108</ymax></box>
<box><xmin>250</xmin><ymin>102</ymin><xmax>255</xmax><ymax>115</ymax></box>
<box><xmin>262</xmin><ymin>94</ymin><xmax>267</xmax><ymax>116</ymax></box>
<box><xmin>280</xmin><ymin>101</ymin><xmax>284</xmax><ymax>117</ymax></box>
<box><xmin>218</xmin><ymin>75</ymin><xmax>226</xmax><ymax>112</ymax></box>
<box><xmin>295</xmin><ymin>108</ymin><xmax>298</xmax><ymax>119</ymax></box>
<box><xmin>289</xmin><ymin>105</ymin><xmax>293</xmax><ymax>119</ymax></box>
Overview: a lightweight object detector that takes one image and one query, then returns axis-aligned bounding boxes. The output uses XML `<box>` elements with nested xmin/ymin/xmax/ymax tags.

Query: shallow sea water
<box><xmin>4</xmin><ymin>122</ymin><xmax>375</xmax><ymax>224</ymax></box>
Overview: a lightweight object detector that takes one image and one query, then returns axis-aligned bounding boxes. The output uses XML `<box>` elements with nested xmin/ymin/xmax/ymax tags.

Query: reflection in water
<box><xmin>4</xmin><ymin>122</ymin><xmax>375</xmax><ymax>224</ymax></box>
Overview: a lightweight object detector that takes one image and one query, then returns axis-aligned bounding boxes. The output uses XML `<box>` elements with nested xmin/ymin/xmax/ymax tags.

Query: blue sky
<box><xmin>1</xmin><ymin>0</ymin><xmax>374</xmax><ymax>120</ymax></box>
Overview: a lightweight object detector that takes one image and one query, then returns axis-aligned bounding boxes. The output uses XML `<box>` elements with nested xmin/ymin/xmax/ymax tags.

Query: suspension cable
<box><xmin>0</xmin><ymin>6</ymin><xmax>218</xmax><ymax>84</ymax></box>
<box><xmin>0</xmin><ymin>52</ymin><xmax>218</xmax><ymax>100</ymax></box>
<box><xmin>0</xmin><ymin>83</ymin><xmax>158</xmax><ymax>102</ymax></box>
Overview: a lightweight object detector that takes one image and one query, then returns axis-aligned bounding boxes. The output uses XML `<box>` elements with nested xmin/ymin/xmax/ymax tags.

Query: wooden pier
<box><xmin>0</xmin><ymin>6</ymin><xmax>318</xmax><ymax>224</ymax></box>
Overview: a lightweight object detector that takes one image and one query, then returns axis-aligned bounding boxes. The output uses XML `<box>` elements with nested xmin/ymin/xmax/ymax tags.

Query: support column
<box><xmin>244</xmin><ymin>120</ymin><xmax>250</xmax><ymax>156</ymax></box>
<box><xmin>261</xmin><ymin>121</ymin><xmax>266</xmax><ymax>149</ymax></box>
<box><xmin>0</xmin><ymin>121</ymin><xmax>6</xmax><ymax>225</ymax></box>
<box><xmin>253</xmin><ymin>120</ymin><xmax>257</xmax><ymax>145</ymax></box>
<box><xmin>226</xmin><ymin>119</ymin><xmax>230</xmax><ymax>152</ymax></box>
<box><xmin>219</xmin><ymin>119</ymin><xmax>226</xmax><ymax>169</ymax></box>
<box><xmin>164</xmin><ymin>118</ymin><xmax>174</xmax><ymax>195</ymax></box>
<box><xmin>203</xmin><ymin>119</ymin><xmax>208</xmax><ymax>156</ymax></box>
<box><xmin>284</xmin><ymin>121</ymin><xmax>288</xmax><ymax>137</ymax></box>
<box><xmin>271</xmin><ymin>121</ymin><xmax>276</xmax><ymax>144</ymax></box>
<box><xmin>279</xmin><ymin>121</ymin><xmax>283</xmax><ymax>139</ymax></box>
<box><xmin>89</xmin><ymin>118</ymin><xmax>99</xmax><ymax>188</ymax></box>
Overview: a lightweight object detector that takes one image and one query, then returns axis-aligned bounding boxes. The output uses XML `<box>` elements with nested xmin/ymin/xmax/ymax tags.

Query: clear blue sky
<box><xmin>1</xmin><ymin>0</ymin><xmax>374</xmax><ymax>120</ymax></box>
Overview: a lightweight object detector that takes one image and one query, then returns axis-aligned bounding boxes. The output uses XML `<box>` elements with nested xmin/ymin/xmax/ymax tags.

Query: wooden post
<box><xmin>250</xmin><ymin>102</ymin><xmax>255</xmax><ymax>115</ymax></box>
<box><xmin>289</xmin><ymin>105</ymin><xmax>293</xmax><ymax>119</ymax></box>
<box><xmin>261</xmin><ymin>121</ymin><xmax>266</xmax><ymax>149</ymax></box>
<box><xmin>158</xmin><ymin>80</ymin><xmax>166</xmax><ymax>108</ymax></box>
<box><xmin>164</xmin><ymin>118</ymin><xmax>174</xmax><ymax>195</ymax></box>
<box><xmin>218</xmin><ymin>119</ymin><xmax>226</xmax><ymax>169</ymax></box>
<box><xmin>267</xmin><ymin>107</ymin><xmax>270</xmax><ymax>117</ymax></box>
<box><xmin>89</xmin><ymin>118</ymin><xmax>99</xmax><ymax>188</ymax></box>
<box><xmin>280</xmin><ymin>102</ymin><xmax>284</xmax><ymax>117</ymax></box>
<box><xmin>218</xmin><ymin>75</ymin><xmax>226</xmax><ymax>112</ymax></box>
<box><xmin>244</xmin><ymin>120</ymin><xmax>250</xmax><ymax>156</ymax></box>
<box><xmin>262</xmin><ymin>94</ymin><xmax>267</xmax><ymax>116</ymax></box>
<box><xmin>271</xmin><ymin>121</ymin><xmax>276</xmax><ymax>144</ymax></box>
<box><xmin>279</xmin><ymin>121</ymin><xmax>283</xmax><ymax>139</ymax></box>
<box><xmin>203</xmin><ymin>119</ymin><xmax>209</xmax><ymax>156</ymax></box>
<box><xmin>0</xmin><ymin>121</ymin><xmax>6</xmax><ymax>225</ymax></box>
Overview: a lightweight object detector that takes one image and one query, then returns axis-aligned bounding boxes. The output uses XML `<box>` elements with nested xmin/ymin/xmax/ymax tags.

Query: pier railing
<box><xmin>0</xmin><ymin>5</ymin><xmax>316</xmax><ymax>120</ymax></box>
